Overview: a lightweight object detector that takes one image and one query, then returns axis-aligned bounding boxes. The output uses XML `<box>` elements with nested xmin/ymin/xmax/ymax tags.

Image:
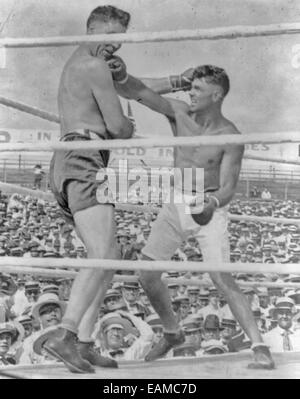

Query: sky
<box><xmin>0</xmin><ymin>0</ymin><xmax>300</xmax><ymax>171</ymax></box>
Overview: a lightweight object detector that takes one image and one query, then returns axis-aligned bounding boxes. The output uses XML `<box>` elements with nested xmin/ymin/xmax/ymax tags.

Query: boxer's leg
<box><xmin>195</xmin><ymin>208</ymin><xmax>274</xmax><ymax>369</ymax></box>
<box><xmin>44</xmin><ymin>204</ymin><xmax>118</xmax><ymax>373</ymax></box>
<box><xmin>140</xmin><ymin>205</ymin><xmax>185</xmax><ymax>361</ymax></box>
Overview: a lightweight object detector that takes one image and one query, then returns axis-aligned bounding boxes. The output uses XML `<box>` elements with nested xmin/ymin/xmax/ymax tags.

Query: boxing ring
<box><xmin>0</xmin><ymin>22</ymin><xmax>300</xmax><ymax>378</ymax></box>
<box><xmin>0</xmin><ymin>352</ymin><xmax>300</xmax><ymax>379</ymax></box>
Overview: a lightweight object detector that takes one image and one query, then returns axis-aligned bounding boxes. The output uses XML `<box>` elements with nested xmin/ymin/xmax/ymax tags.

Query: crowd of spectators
<box><xmin>0</xmin><ymin>190</ymin><xmax>300</xmax><ymax>367</ymax></box>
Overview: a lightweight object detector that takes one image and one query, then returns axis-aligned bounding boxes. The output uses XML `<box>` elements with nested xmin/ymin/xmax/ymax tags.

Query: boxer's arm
<box><xmin>115</xmin><ymin>75</ymin><xmax>189</xmax><ymax>119</ymax></box>
<box><xmin>87</xmin><ymin>59</ymin><xmax>134</xmax><ymax>139</ymax></box>
<box><xmin>138</xmin><ymin>77</ymin><xmax>173</xmax><ymax>94</ymax></box>
<box><xmin>138</xmin><ymin>68</ymin><xmax>194</xmax><ymax>94</ymax></box>
<box><xmin>208</xmin><ymin>139</ymin><xmax>244</xmax><ymax>208</ymax></box>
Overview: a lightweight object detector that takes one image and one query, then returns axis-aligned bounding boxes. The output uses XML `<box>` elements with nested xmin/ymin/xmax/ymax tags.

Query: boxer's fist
<box><xmin>107</xmin><ymin>55</ymin><xmax>128</xmax><ymax>83</ymax></box>
<box><xmin>190</xmin><ymin>196</ymin><xmax>217</xmax><ymax>226</ymax></box>
<box><xmin>170</xmin><ymin>67</ymin><xmax>194</xmax><ymax>92</ymax></box>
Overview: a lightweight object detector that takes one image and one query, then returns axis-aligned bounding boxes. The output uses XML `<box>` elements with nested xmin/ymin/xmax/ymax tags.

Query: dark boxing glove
<box><xmin>107</xmin><ymin>55</ymin><xmax>128</xmax><ymax>84</ymax></box>
<box><xmin>169</xmin><ymin>67</ymin><xmax>194</xmax><ymax>92</ymax></box>
<box><xmin>190</xmin><ymin>196</ymin><xmax>218</xmax><ymax>226</ymax></box>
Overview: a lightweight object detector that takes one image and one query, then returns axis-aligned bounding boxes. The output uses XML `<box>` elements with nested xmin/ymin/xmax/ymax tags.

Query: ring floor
<box><xmin>0</xmin><ymin>352</ymin><xmax>299</xmax><ymax>379</ymax></box>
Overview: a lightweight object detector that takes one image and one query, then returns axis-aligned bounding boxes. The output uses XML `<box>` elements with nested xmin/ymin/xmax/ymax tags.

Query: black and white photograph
<box><xmin>0</xmin><ymin>0</ymin><xmax>300</xmax><ymax>382</ymax></box>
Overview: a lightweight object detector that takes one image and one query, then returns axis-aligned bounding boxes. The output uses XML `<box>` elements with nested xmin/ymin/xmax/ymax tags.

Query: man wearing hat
<box><xmin>177</xmin><ymin>295</ymin><xmax>191</xmax><ymax>322</ymax></box>
<box><xmin>12</xmin><ymin>277</ymin><xmax>27</xmax><ymax>317</ymax></box>
<box><xmin>197</xmin><ymin>287</ymin><xmax>225</xmax><ymax>320</ymax></box>
<box><xmin>181</xmin><ymin>316</ymin><xmax>202</xmax><ymax>354</ymax></box>
<box><xmin>200</xmin><ymin>315</ymin><xmax>227</xmax><ymax>354</ymax></box>
<box><xmin>0</xmin><ymin>322</ymin><xmax>19</xmax><ymax>365</ymax></box>
<box><xmin>198</xmin><ymin>288</ymin><xmax>209</xmax><ymax>309</ymax></box>
<box><xmin>257</xmin><ymin>288</ymin><xmax>271</xmax><ymax>318</ymax></box>
<box><xmin>145</xmin><ymin>314</ymin><xmax>164</xmax><ymax>347</ymax></box>
<box><xmin>121</xmin><ymin>282</ymin><xmax>150</xmax><ymax>318</ymax></box>
<box><xmin>16</xmin><ymin>315</ymin><xmax>33</xmax><ymax>339</ymax></box>
<box><xmin>103</xmin><ymin>289</ymin><xmax>123</xmax><ymax>313</ymax></box>
<box><xmin>167</xmin><ymin>281</ymin><xmax>180</xmax><ymax>300</ymax></box>
<box><xmin>119</xmin><ymin>236</ymin><xmax>138</xmax><ymax>261</ymax></box>
<box><xmin>0</xmin><ymin>274</ymin><xmax>17</xmax><ymax>323</ymax></box>
<box><xmin>253</xmin><ymin>309</ymin><xmax>267</xmax><ymax>334</ymax></box>
<box><xmin>173</xmin><ymin>342</ymin><xmax>197</xmax><ymax>357</ymax></box>
<box><xmin>220</xmin><ymin>317</ymin><xmax>237</xmax><ymax>348</ymax></box>
<box><xmin>187</xmin><ymin>286</ymin><xmax>201</xmax><ymax>314</ymax></box>
<box><xmin>93</xmin><ymin>311</ymin><xmax>154</xmax><ymax>361</ymax></box>
<box><xmin>19</xmin><ymin>293</ymin><xmax>66</xmax><ymax>365</ymax></box>
<box><xmin>18</xmin><ymin>281</ymin><xmax>40</xmax><ymax>317</ymax></box>
<box><xmin>263</xmin><ymin>297</ymin><xmax>300</xmax><ymax>352</ymax></box>
<box><xmin>139</xmin><ymin>287</ymin><xmax>154</xmax><ymax>308</ymax></box>
<box><xmin>41</xmin><ymin>284</ymin><xmax>60</xmax><ymax>296</ymax></box>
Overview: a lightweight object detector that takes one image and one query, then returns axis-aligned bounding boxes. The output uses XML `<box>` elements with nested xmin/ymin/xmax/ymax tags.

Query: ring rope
<box><xmin>0</xmin><ymin>132</ymin><xmax>299</xmax><ymax>152</ymax></box>
<box><xmin>1</xmin><ymin>181</ymin><xmax>300</xmax><ymax>226</ymax></box>
<box><xmin>0</xmin><ymin>96</ymin><xmax>60</xmax><ymax>124</ymax></box>
<box><xmin>1</xmin><ymin>22</ymin><xmax>300</xmax><ymax>48</ymax></box>
<box><xmin>1</xmin><ymin>98</ymin><xmax>299</xmax><ymax>166</ymax></box>
<box><xmin>243</xmin><ymin>154</ymin><xmax>300</xmax><ymax>166</ymax></box>
<box><xmin>0</xmin><ymin>182</ymin><xmax>54</xmax><ymax>202</ymax></box>
<box><xmin>1</xmin><ymin>265</ymin><xmax>300</xmax><ymax>290</ymax></box>
<box><xmin>0</xmin><ymin>257</ymin><xmax>299</xmax><ymax>274</ymax></box>
<box><xmin>229</xmin><ymin>214</ymin><xmax>300</xmax><ymax>227</ymax></box>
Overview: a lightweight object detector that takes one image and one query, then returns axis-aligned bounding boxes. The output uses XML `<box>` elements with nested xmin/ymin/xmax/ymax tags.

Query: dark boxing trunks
<box><xmin>49</xmin><ymin>132</ymin><xmax>113</xmax><ymax>224</ymax></box>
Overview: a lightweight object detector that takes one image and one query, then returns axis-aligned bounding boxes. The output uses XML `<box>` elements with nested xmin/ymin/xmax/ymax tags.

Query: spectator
<box><xmin>19</xmin><ymin>293</ymin><xmax>65</xmax><ymax>364</ymax></box>
<box><xmin>181</xmin><ymin>316</ymin><xmax>202</xmax><ymax>355</ymax></box>
<box><xmin>261</xmin><ymin>187</ymin><xmax>272</xmax><ymax>200</ymax></box>
<box><xmin>121</xmin><ymin>282</ymin><xmax>149</xmax><ymax>318</ymax></box>
<box><xmin>145</xmin><ymin>314</ymin><xmax>164</xmax><ymax>347</ymax></box>
<box><xmin>263</xmin><ymin>297</ymin><xmax>300</xmax><ymax>352</ymax></box>
<box><xmin>93</xmin><ymin>311</ymin><xmax>154</xmax><ymax>361</ymax></box>
<box><xmin>250</xmin><ymin>186</ymin><xmax>260</xmax><ymax>198</ymax></box>
<box><xmin>200</xmin><ymin>315</ymin><xmax>227</xmax><ymax>354</ymax></box>
<box><xmin>103</xmin><ymin>289</ymin><xmax>123</xmax><ymax>314</ymax></box>
<box><xmin>33</xmin><ymin>165</ymin><xmax>45</xmax><ymax>190</ymax></box>
<box><xmin>197</xmin><ymin>287</ymin><xmax>225</xmax><ymax>320</ymax></box>
<box><xmin>0</xmin><ymin>322</ymin><xmax>19</xmax><ymax>366</ymax></box>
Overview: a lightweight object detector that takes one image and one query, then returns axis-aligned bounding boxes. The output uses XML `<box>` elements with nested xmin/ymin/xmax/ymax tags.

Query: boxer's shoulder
<box><xmin>67</xmin><ymin>54</ymin><xmax>108</xmax><ymax>77</ymax></box>
<box><xmin>218</xmin><ymin>119</ymin><xmax>241</xmax><ymax>136</ymax></box>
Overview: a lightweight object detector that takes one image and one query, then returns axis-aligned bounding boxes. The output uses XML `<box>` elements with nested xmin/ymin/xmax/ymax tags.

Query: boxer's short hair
<box><xmin>87</xmin><ymin>5</ymin><xmax>131</xmax><ymax>29</ymax></box>
<box><xmin>192</xmin><ymin>65</ymin><xmax>230</xmax><ymax>97</ymax></box>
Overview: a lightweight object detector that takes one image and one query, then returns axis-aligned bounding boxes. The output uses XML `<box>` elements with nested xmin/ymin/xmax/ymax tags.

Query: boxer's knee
<box><xmin>210</xmin><ymin>272</ymin><xmax>240</xmax><ymax>294</ymax></box>
<box><xmin>139</xmin><ymin>269</ymin><xmax>163</xmax><ymax>289</ymax></box>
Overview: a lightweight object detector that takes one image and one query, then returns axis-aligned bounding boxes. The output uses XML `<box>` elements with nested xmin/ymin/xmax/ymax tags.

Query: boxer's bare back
<box><xmin>58</xmin><ymin>51</ymin><xmax>109</xmax><ymax>136</ymax></box>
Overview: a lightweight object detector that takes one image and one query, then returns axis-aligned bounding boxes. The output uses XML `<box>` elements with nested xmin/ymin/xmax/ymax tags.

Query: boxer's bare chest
<box><xmin>171</xmin><ymin>112</ymin><xmax>227</xmax><ymax>170</ymax></box>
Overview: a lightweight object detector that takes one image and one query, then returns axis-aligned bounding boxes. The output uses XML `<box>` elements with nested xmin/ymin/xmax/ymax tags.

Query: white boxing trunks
<box><xmin>142</xmin><ymin>188</ymin><xmax>230</xmax><ymax>263</ymax></box>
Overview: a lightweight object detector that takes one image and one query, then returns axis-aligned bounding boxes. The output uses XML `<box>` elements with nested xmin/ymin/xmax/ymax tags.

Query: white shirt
<box><xmin>12</xmin><ymin>289</ymin><xmax>28</xmax><ymax>317</ymax></box>
<box><xmin>18</xmin><ymin>332</ymin><xmax>58</xmax><ymax>365</ymax></box>
<box><xmin>263</xmin><ymin>325</ymin><xmax>300</xmax><ymax>352</ymax></box>
<box><xmin>174</xmin><ymin>248</ymin><xmax>187</xmax><ymax>261</ymax></box>
<box><xmin>197</xmin><ymin>304</ymin><xmax>226</xmax><ymax>320</ymax></box>
<box><xmin>95</xmin><ymin>315</ymin><xmax>154</xmax><ymax>361</ymax></box>
<box><xmin>261</xmin><ymin>191</ymin><xmax>271</xmax><ymax>200</ymax></box>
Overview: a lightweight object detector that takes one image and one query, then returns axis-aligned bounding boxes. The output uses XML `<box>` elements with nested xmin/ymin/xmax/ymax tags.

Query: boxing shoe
<box><xmin>247</xmin><ymin>343</ymin><xmax>275</xmax><ymax>370</ymax></box>
<box><xmin>43</xmin><ymin>328</ymin><xmax>95</xmax><ymax>374</ymax></box>
<box><xmin>145</xmin><ymin>330</ymin><xmax>185</xmax><ymax>362</ymax></box>
<box><xmin>78</xmin><ymin>341</ymin><xmax>118</xmax><ymax>368</ymax></box>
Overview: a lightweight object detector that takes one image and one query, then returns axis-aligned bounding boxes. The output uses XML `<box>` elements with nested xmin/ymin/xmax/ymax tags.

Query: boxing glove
<box><xmin>169</xmin><ymin>67</ymin><xmax>194</xmax><ymax>92</ymax></box>
<box><xmin>107</xmin><ymin>55</ymin><xmax>128</xmax><ymax>84</ymax></box>
<box><xmin>190</xmin><ymin>196</ymin><xmax>218</xmax><ymax>226</ymax></box>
